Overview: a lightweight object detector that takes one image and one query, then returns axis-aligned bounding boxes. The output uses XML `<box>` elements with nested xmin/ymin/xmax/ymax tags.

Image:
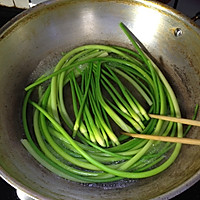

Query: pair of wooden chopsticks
<box><xmin>122</xmin><ymin>114</ymin><xmax>200</xmax><ymax>146</ymax></box>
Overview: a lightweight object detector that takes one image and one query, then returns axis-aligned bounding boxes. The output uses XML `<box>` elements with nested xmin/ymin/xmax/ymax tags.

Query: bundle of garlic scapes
<box><xmin>21</xmin><ymin>23</ymin><xmax>183</xmax><ymax>183</ymax></box>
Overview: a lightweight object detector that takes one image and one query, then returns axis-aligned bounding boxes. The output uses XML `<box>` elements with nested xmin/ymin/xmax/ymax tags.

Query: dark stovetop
<box><xmin>0</xmin><ymin>4</ymin><xmax>200</xmax><ymax>200</ymax></box>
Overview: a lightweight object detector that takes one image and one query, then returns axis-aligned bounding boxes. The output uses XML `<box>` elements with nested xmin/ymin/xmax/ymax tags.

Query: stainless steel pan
<box><xmin>0</xmin><ymin>0</ymin><xmax>200</xmax><ymax>199</ymax></box>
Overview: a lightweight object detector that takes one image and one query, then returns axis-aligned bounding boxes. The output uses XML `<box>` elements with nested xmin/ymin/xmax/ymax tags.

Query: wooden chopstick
<box><xmin>122</xmin><ymin>132</ymin><xmax>200</xmax><ymax>146</ymax></box>
<box><xmin>149</xmin><ymin>114</ymin><xmax>200</xmax><ymax>127</ymax></box>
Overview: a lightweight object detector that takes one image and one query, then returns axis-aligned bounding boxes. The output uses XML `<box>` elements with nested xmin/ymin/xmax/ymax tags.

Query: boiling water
<box><xmin>81</xmin><ymin>179</ymin><xmax>137</xmax><ymax>190</ymax></box>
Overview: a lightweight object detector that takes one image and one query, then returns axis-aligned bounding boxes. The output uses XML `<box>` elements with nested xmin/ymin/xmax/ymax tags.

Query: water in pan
<box><xmin>28</xmin><ymin>51</ymin><xmax>63</xmax><ymax>84</ymax></box>
<box><xmin>81</xmin><ymin>178</ymin><xmax>137</xmax><ymax>190</ymax></box>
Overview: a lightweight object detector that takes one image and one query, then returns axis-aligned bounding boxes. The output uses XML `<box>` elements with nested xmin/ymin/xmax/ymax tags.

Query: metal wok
<box><xmin>0</xmin><ymin>0</ymin><xmax>200</xmax><ymax>199</ymax></box>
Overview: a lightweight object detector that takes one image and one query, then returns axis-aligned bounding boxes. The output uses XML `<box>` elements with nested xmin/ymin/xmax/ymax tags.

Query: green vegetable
<box><xmin>21</xmin><ymin>22</ymin><xmax>192</xmax><ymax>183</ymax></box>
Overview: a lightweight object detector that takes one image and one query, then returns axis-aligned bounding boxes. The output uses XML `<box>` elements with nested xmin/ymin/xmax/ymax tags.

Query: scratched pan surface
<box><xmin>0</xmin><ymin>0</ymin><xmax>200</xmax><ymax>199</ymax></box>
